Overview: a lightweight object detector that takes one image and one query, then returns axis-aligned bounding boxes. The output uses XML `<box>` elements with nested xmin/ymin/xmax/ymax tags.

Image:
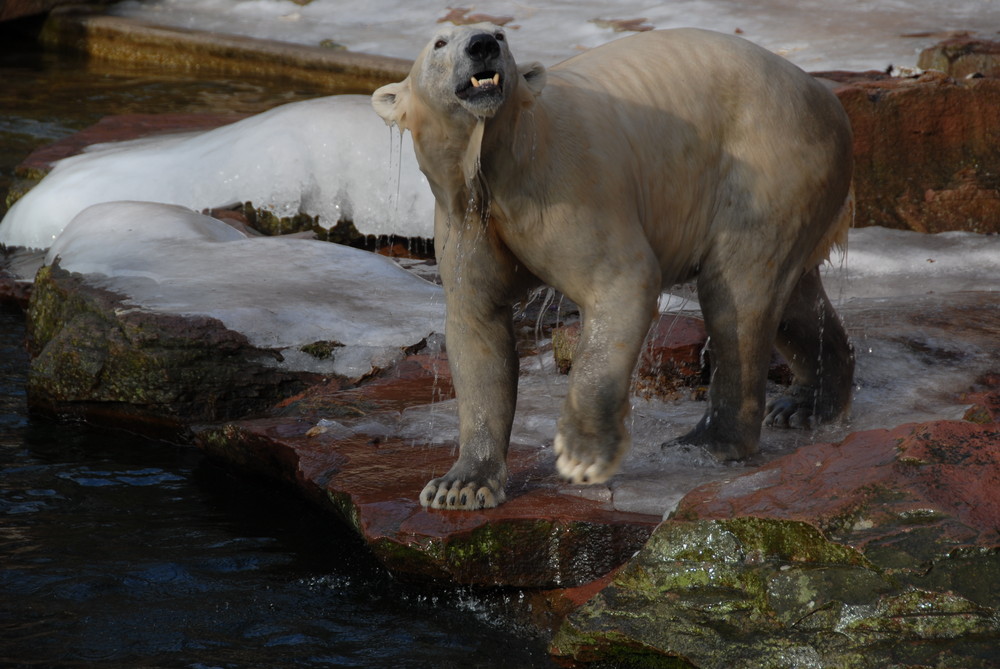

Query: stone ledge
<box><xmin>829</xmin><ymin>70</ymin><xmax>1000</xmax><ymax>233</ymax></box>
<box><xmin>40</xmin><ymin>5</ymin><xmax>413</xmax><ymax>92</ymax></box>
<box><xmin>194</xmin><ymin>358</ymin><xmax>662</xmax><ymax>588</ymax></box>
<box><xmin>26</xmin><ymin>263</ymin><xmax>320</xmax><ymax>433</ymax></box>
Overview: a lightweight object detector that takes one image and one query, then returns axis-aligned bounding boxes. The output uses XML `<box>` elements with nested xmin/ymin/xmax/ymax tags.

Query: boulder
<box><xmin>918</xmin><ymin>37</ymin><xmax>1000</xmax><ymax>79</ymax></box>
<box><xmin>552</xmin><ymin>516</ymin><xmax>1000</xmax><ymax>668</ymax></box>
<box><xmin>553</xmin><ymin>314</ymin><xmax>792</xmax><ymax>399</ymax></box>
<box><xmin>831</xmin><ymin>71</ymin><xmax>1000</xmax><ymax>233</ymax></box>
<box><xmin>551</xmin><ymin>385</ymin><xmax>1000</xmax><ymax>667</ymax></box>
<box><xmin>26</xmin><ymin>262</ymin><xmax>317</xmax><ymax>432</ymax></box>
<box><xmin>554</xmin><ymin>315</ymin><xmax>709</xmax><ymax>396</ymax></box>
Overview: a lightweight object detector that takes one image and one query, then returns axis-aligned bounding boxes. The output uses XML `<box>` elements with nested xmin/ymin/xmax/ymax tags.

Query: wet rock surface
<box><xmin>551</xmin><ymin>382</ymin><xmax>1000</xmax><ymax>667</ymax></box>
<box><xmin>194</xmin><ymin>355</ymin><xmax>661</xmax><ymax>588</ymax></box>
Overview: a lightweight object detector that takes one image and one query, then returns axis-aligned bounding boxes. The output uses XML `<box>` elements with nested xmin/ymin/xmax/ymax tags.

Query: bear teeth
<box><xmin>470</xmin><ymin>73</ymin><xmax>501</xmax><ymax>88</ymax></box>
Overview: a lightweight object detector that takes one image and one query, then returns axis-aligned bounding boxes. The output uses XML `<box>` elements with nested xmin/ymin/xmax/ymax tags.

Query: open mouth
<box><xmin>455</xmin><ymin>71</ymin><xmax>502</xmax><ymax>100</ymax></box>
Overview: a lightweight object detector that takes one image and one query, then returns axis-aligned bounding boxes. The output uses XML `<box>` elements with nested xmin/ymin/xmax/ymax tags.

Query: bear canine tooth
<box><xmin>471</xmin><ymin>76</ymin><xmax>481</xmax><ymax>88</ymax></box>
<box><xmin>492</xmin><ymin>73</ymin><xmax>500</xmax><ymax>85</ymax></box>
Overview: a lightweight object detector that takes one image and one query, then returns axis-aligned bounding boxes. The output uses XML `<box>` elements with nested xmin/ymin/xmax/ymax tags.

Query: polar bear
<box><xmin>373</xmin><ymin>25</ymin><xmax>854</xmax><ymax>510</ymax></box>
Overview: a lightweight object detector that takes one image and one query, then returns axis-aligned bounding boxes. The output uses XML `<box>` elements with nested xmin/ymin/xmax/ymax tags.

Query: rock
<box><xmin>552</xmin><ymin>516</ymin><xmax>1000</xmax><ymax>668</ymax></box>
<box><xmin>0</xmin><ymin>0</ymin><xmax>86</xmax><ymax>22</ymax></box>
<box><xmin>551</xmin><ymin>406</ymin><xmax>1000</xmax><ymax>667</ymax></box>
<box><xmin>554</xmin><ymin>315</ymin><xmax>792</xmax><ymax>399</ymax></box>
<box><xmin>23</xmin><ymin>201</ymin><xmax>445</xmax><ymax>430</ymax></box>
<box><xmin>40</xmin><ymin>6</ymin><xmax>412</xmax><ymax>91</ymax></box>
<box><xmin>26</xmin><ymin>263</ymin><xmax>317</xmax><ymax>433</ymax></box>
<box><xmin>918</xmin><ymin>37</ymin><xmax>1000</xmax><ymax>78</ymax></box>
<box><xmin>831</xmin><ymin>71</ymin><xmax>1000</xmax><ymax>233</ymax></box>
<box><xmin>194</xmin><ymin>355</ymin><xmax>661</xmax><ymax>588</ymax></box>
<box><xmin>964</xmin><ymin>373</ymin><xmax>1000</xmax><ymax>424</ymax></box>
<box><xmin>554</xmin><ymin>315</ymin><xmax>709</xmax><ymax>397</ymax></box>
<box><xmin>0</xmin><ymin>278</ymin><xmax>31</xmax><ymax>310</ymax></box>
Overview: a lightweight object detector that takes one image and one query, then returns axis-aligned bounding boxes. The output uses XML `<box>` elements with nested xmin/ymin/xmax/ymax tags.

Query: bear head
<box><xmin>373</xmin><ymin>23</ymin><xmax>546</xmax><ymax>129</ymax></box>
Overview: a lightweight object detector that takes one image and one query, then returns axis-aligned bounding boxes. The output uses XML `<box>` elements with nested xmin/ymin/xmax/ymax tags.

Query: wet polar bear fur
<box><xmin>373</xmin><ymin>25</ymin><xmax>854</xmax><ymax>510</ymax></box>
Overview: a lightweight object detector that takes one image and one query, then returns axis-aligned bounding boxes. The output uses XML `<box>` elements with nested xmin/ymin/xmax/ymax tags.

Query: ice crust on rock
<box><xmin>0</xmin><ymin>96</ymin><xmax>433</xmax><ymax>250</ymax></box>
<box><xmin>47</xmin><ymin>201</ymin><xmax>445</xmax><ymax>379</ymax></box>
<box><xmin>822</xmin><ymin>227</ymin><xmax>1000</xmax><ymax>299</ymax></box>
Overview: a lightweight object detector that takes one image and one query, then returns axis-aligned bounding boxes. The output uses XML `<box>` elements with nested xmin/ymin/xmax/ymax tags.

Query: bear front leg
<box><xmin>421</xmin><ymin>208</ymin><xmax>523</xmax><ymax>510</ymax></box>
<box><xmin>421</xmin><ymin>301</ymin><xmax>518</xmax><ymax>510</ymax></box>
<box><xmin>553</xmin><ymin>263</ymin><xmax>659</xmax><ymax>484</ymax></box>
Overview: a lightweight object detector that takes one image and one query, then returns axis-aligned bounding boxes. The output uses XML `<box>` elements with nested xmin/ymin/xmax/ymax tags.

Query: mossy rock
<box><xmin>552</xmin><ymin>517</ymin><xmax>1000</xmax><ymax>668</ymax></box>
<box><xmin>26</xmin><ymin>263</ymin><xmax>317</xmax><ymax>431</ymax></box>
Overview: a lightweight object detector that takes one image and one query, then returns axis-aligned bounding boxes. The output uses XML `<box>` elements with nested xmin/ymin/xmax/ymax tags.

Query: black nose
<box><xmin>466</xmin><ymin>33</ymin><xmax>500</xmax><ymax>61</ymax></box>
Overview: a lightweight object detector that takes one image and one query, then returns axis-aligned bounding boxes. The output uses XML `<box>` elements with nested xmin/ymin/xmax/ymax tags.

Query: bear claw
<box><xmin>553</xmin><ymin>432</ymin><xmax>622</xmax><ymax>485</ymax></box>
<box><xmin>764</xmin><ymin>390</ymin><xmax>822</xmax><ymax>430</ymax></box>
<box><xmin>420</xmin><ymin>477</ymin><xmax>504</xmax><ymax>510</ymax></box>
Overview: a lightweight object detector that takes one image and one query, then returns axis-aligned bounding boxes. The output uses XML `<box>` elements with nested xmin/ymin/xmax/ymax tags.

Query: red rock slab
<box><xmin>16</xmin><ymin>113</ymin><xmax>246</xmax><ymax>177</ymax></box>
<box><xmin>197</xmin><ymin>353</ymin><xmax>659</xmax><ymax>588</ymax></box>
<box><xmin>273</xmin><ymin>353</ymin><xmax>454</xmax><ymax>418</ymax></box>
<box><xmin>674</xmin><ymin>419</ymin><xmax>1000</xmax><ymax>550</ymax></box>
<box><xmin>200</xmin><ymin>420</ymin><xmax>659</xmax><ymax>588</ymax></box>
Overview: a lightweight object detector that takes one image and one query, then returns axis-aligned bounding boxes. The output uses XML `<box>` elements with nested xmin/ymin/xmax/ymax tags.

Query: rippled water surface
<box><xmin>0</xmin><ymin>311</ymin><xmax>553</xmax><ymax>667</ymax></box>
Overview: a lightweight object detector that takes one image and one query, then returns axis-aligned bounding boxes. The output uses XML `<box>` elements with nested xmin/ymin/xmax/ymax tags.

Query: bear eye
<box><xmin>434</xmin><ymin>39</ymin><xmax>447</xmax><ymax>49</ymax></box>
<box><xmin>495</xmin><ymin>32</ymin><xmax>505</xmax><ymax>41</ymax></box>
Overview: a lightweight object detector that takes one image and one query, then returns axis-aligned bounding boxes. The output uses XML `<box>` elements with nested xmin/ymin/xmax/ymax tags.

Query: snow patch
<box><xmin>47</xmin><ymin>201</ymin><xmax>444</xmax><ymax>379</ymax></box>
<box><xmin>0</xmin><ymin>96</ymin><xmax>432</xmax><ymax>250</ymax></box>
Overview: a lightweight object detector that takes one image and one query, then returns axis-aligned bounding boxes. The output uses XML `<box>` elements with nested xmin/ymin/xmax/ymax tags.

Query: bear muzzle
<box><xmin>453</xmin><ymin>32</ymin><xmax>507</xmax><ymax>111</ymax></box>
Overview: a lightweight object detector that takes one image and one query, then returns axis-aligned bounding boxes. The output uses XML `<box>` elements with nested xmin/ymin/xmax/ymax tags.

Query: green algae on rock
<box><xmin>551</xmin><ymin>517</ymin><xmax>1000</xmax><ymax>668</ymax></box>
<box><xmin>26</xmin><ymin>263</ymin><xmax>316</xmax><ymax>432</ymax></box>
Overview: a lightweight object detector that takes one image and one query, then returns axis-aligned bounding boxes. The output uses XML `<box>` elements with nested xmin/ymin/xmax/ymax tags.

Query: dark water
<box><xmin>0</xmin><ymin>15</ymin><xmax>332</xmax><ymax>221</ymax></box>
<box><xmin>0</xmin><ymin>317</ymin><xmax>553</xmax><ymax>668</ymax></box>
<box><xmin>0</xmin><ymin>20</ymin><xmax>554</xmax><ymax>669</ymax></box>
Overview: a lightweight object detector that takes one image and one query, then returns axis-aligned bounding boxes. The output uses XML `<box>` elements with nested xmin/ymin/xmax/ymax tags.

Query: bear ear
<box><xmin>372</xmin><ymin>80</ymin><xmax>412</xmax><ymax>130</ymax></box>
<box><xmin>518</xmin><ymin>61</ymin><xmax>547</xmax><ymax>96</ymax></box>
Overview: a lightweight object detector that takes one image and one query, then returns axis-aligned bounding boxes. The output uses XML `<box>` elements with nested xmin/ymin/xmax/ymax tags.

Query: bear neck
<box><xmin>414</xmin><ymin>85</ymin><xmax>549</xmax><ymax>225</ymax></box>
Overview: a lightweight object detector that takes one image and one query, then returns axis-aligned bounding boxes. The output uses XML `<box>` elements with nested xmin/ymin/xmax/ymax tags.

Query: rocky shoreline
<box><xmin>2</xmin><ymin>11</ymin><xmax>1000</xmax><ymax>667</ymax></box>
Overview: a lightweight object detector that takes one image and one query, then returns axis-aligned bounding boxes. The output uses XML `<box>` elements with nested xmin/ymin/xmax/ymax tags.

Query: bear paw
<box><xmin>553</xmin><ymin>431</ymin><xmax>628</xmax><ymax>485</ymax></box>
<box><xmin>764</xmin><ymin>387</ymin><xmax>821</xmax><ymax>429</ymax></box>
<box><xmin>420</xmin><ymin>475</ymin><xmax>506</xmax><ymax>510</ymax></box>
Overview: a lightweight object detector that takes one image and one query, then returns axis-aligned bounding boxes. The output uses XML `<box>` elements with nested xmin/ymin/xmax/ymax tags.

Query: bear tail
<box><xmin>808</xmin><ymin>183</ymin><xmax>854</xmax><ymax>268</ymax></box>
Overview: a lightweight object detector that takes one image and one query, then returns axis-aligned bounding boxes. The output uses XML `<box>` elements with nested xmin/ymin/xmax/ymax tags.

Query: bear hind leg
<box><xmin>676</xmin><ymin>268</ymin><xmax>781</xmax><ymax>460</ymax></box>
<box><xmin>764</xmin><ymin>267</ymin><xmax>854</xmax><ymax>428</ymax></box>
